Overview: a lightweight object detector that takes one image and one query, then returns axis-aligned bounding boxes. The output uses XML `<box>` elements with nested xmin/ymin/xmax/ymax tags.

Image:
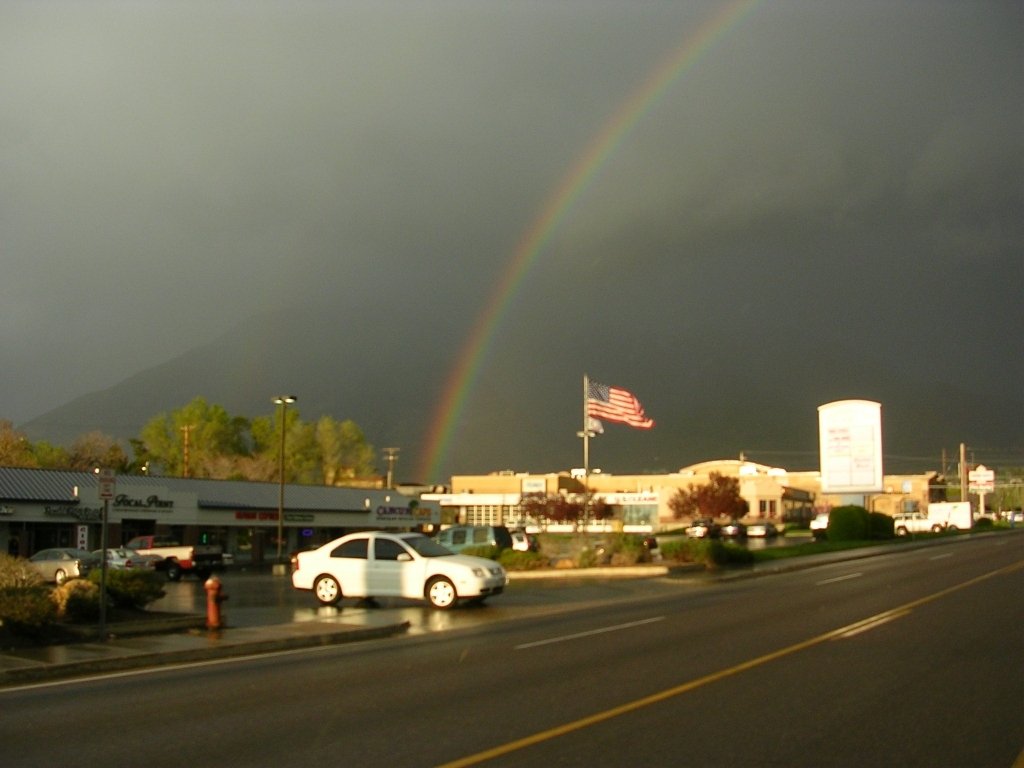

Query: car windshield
<box><xmin>402</xmin><ymin>535</ymin><xmax>456</xmax><ymax>558</ymax></box>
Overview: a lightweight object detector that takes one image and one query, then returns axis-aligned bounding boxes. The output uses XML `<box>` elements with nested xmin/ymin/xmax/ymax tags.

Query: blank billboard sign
<box><xmin>818</xmin><ymin>400</ymin><xmax>883</xmax><ymax>494</ymax></box>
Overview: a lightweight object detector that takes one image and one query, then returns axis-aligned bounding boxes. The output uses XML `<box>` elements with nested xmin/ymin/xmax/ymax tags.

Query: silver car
<box><xmin>93</xmin><ymin>547</ymin><xmax>157</xmax><ymax>570</ymax></box>
<box><xmin>29</xmin><ymin>548</ymin><xmax>101</xmax><ymax>585</ymax></box>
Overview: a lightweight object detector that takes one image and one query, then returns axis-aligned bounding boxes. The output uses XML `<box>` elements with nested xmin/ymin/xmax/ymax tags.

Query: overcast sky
<box><xmin>2</xmin><ymin>2</ymin><xmax>1021</xmax><ymax>462</ymax></box>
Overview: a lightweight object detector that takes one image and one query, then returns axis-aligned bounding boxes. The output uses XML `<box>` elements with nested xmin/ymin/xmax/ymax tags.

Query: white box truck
<box><xmin>927</xmin><ymin>501</ymin><xmax>972</xmax><ymax>532</ymax></box>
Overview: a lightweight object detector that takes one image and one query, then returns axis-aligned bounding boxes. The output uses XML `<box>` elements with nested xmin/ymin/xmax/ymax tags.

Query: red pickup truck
<box><xmin>125</xmin><ymin>535</ymin><xmax>224</xmax><ymax>581</ymax></box>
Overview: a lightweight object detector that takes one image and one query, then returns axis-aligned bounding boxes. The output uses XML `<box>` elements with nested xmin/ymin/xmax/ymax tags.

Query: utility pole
<box><xmin>180</xmin><ymin>425</ymin><xmax>193</xmax><ymax>478</ymax></box>
<box><xmin>959</xmin><ymin>442</ymin><xmax>968</xmax><ymax>504</ymax></box>
<box><xmin>383</xmin><ymin>447</ymin><xmax>400</xmax><ymax>489</ymax></box>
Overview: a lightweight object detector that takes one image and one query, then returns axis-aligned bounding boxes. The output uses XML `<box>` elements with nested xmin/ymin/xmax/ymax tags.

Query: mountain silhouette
<box><xmin>19</xmin><ymin>286</ymin><xmax>1019</xmax><ymax>483</ymax></box>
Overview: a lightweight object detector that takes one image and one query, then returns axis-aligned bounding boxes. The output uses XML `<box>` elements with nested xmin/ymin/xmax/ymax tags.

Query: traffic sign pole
<box><xmin>97</xmin><ymin>469</ymin><xmax>115</xmax><ymax>640</ymax></box>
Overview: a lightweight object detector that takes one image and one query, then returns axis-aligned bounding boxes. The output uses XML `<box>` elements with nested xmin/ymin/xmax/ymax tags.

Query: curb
<box><xmin>0</xmin><ymin>621</ymin><xmax>410</xmax><ymax>687</ymax></box>
<box><xmin>63</xmin><ymin>614</ymin><xmax>209</xmax><ymax>640</ymax></box>
<box><xmin>509</xmin><ymin>564</ymin><xmax>667</xmax><ymax>580</ymax></box>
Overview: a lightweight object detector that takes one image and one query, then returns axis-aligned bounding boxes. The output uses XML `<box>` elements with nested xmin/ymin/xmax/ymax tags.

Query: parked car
<box><xmin>510</xmin><ymin>530</ymin><xmax>538</xmax><ymax>552</ymax></box>
<box><xmin>893</xmin><ymin>512</ymin><xmax>945</xmax><ymax>536</ymax></box>
<box><xmin>746</xmin><ymin>521</ymin><xmax>779</xmax><ymax>538</ymax></box>
<box><xmin>721</xmin><ymin>520</ymin><xmax>747</xmax><ymax>539</ymax></box>
<box><xmin>434</xmin><ymin>525</ymin><xmax>514</xmax><ymax>553</ymax></box>
<box><xmin>685</xmin><ymin>519</ymin><xmax>721</xmax><ymax>539</ymax></box>
<box><xmin>292</xmin><ymin>531</ymin><xmax>508</xmax><ymax>609</ymax></box>
<box><xmin>29</xmin><ymin>548</ymin><xmax>101</xmax><ymax>585</ymax></box>
<box><xmin>810</xmin><ymin>513</ymin><xmax>830</xmax><ymax>539</ymax></box>
<box><xmin>93</xmin><ymin>547</ymin><xmax>156</xmax><ymax>570</ymax></box>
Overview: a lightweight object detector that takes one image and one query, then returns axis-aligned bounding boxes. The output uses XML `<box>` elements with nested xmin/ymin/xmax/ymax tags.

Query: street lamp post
<box><xmin>273</xmin><ymin>395</ymin><xmax>296</xmax><ymax>573</ymax></box>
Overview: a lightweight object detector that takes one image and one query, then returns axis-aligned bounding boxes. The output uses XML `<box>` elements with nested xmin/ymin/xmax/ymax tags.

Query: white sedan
<box><xmin>291</xmin><ymin>531</ymin><xmax>508</xmax><ymax>609</ymax></box>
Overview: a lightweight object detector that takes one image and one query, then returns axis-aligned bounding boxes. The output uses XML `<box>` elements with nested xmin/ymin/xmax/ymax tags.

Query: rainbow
<box><xmin>417</xmin><ymin>0</ymin><xmax>760</xmax><ymax>482</ymax></box>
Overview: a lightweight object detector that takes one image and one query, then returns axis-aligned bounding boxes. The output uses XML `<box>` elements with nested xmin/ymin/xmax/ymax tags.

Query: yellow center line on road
<box><xmin>438</xmin><ymin>559</ymin><xmax>1024</xmax><ymax>768</ymax></box>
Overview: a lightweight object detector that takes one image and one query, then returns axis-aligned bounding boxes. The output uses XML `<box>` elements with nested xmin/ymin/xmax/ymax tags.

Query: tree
<box><xmin>669</xmin><ymin>472</ymin><xmax>747</xmax><ymax>520</ymax></box>
<box><xmin>251</xmin><ymin>407</ymin><xmax>318</xmax><ymax>484</ymax></box>
<box><xmin>0</xmin><ymin>421</ymin><xmax>36</xmax><ymax>467</ymax></box>
<box><xmin>31</xmin><ymin>440</ymin><xmax>70</xmax><ymax>469</ymax></box>
<box><xmin>138</xmin><ymin>397</ymin><xmax>250</xmax><ymax>478</ymax></box>
<box><xmin>316</xmin><ymin>416</ymin><xmax>376</xmax><ymax>485</ymax></box>
<box><xmin>518</xmin><ymin>493</ymin><xmax>590</xmax><ymax>529</ymax></box>
<box><xmin>67</xmin><ymin>431</ymin><xmax>130</xmax><ymax>472</ymax></box>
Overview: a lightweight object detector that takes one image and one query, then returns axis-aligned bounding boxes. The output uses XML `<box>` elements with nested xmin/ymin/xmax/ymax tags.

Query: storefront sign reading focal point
<box><xmin>112</xmin><ymin>493</ymin><xmax>174</xmax><ymax>510</ymax></box>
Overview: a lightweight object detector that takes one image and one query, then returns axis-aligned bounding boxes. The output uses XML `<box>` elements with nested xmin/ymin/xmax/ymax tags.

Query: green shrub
<box><xmin>576</xmin><ymin>547</ymin><xmax>601</xmax><ymax>569</ymax></box>
<box><xmin>0</xmin><ymin>554</ymin><xmax>44</xmax><ymax>589</ymax></box>
<box><xmin>974</xmin><ymin>517</ymin><xmax>994</xmax><ymax>530</ymax></box>
<box><xmin>659</xmin><ymin>538</ymin><xmax>752</xmax><ymax>568</ymax></box>
<box><xmin>828</xmin><ymin>505</ymin><xmax>870</xmax><ymax>542</ymax></box>
<box><xmin>718</xmin><ymin>541</ymin><xmax>755</xmax><ymax>566</ymax></box>
<box><xmin>460</xmin><ymin>545</ymin><xmax>502</xmax><ymax>560</ymax></box>
<box><xmin>0</xmin><ymin>585</ymin><xmax>58</xmax><ymax>636</ymax></box>
<box><xmin>607</xmin><ymin>535</ymin><xmax>649</xmax><ymax>565</ymax></box>
<box><xmin>89</xmin><ymin>569</ymin><xmax>166</xmax><ymax>608</ymax></box>
<box><xmin>498</xmin><ymin>549</ymin><xmax>548</xmax><ymax>571</ymax></box>
<box><xmin>660</xmin><ymin>538</ymin><xmax>703</xmax><ymax>563</ymax></box>
<box><xmin>52</xmin><ymin>579</ymin><xmax>101</xmax><ymax>623</ymax></box>
<box><xmin>869</xmin><ymin>512</ymin><xmax>895</xmax><ymax>539</ymax></box>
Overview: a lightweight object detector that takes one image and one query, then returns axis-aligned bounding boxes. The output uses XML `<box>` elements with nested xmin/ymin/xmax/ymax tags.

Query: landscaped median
<box><xmin>0</xmin><ymin>554</ymin><xmax>176</xmax><ymax>649</ymax></box>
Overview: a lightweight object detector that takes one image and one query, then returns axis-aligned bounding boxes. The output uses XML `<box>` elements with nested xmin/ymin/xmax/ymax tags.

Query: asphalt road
<box><xmin>3</xmin><ymin>534</ymin><xmax>1021</xmax><ymax>768</ymax></box>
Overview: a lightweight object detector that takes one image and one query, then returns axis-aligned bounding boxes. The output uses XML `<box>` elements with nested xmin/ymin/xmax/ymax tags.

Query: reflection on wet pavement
<box><xmin>147</xmin><ymin>568</ymin><xmax>673</xmax><ymax>636</ymax></box>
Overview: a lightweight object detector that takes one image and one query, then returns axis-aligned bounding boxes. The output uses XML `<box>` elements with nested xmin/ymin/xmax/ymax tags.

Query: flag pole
<box><xmin>582</xmin><ymin>374</ymin><xmax>590</xmax><ymax>533</ymax></box>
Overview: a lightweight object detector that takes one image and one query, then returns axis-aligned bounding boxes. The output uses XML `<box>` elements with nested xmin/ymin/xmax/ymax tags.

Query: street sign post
<box><xmin>98</xmin><ymin>468</ymin><xmax>116</xmax><ymax>500</ymax></box>
<box><xmin>97</xmin><ymin>469</ymin><xmax>115</xmax><ymax>639</ymax></box>
<box><xmin>968</xmin><ymin>464</ymin><xmax>995</xmax><ymax>522</ymax></box>
<box><xmin>968</xmin><ymin>465</ymin><xmax>995</xmax><ymax>493</ymax></box>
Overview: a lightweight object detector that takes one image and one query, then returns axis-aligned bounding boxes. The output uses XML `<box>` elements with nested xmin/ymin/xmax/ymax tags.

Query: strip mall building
<box><xmin>0</xmin><ymin>467</ymin><xmax>439</xmax><ymax>564</ymax></box>
<box><xmin>1</xmin><ymin>460</ymin><xmax>943</xmax><ymax>558</ymax></box>
<box><xmin>424</xmin><ymin>459</ymin><xmax>943</xmax><ymax>533</ymax></box>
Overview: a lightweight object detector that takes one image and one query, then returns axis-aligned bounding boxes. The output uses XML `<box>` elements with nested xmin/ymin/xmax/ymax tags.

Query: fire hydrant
<box><xmin>204</xmin><ymin>574</ymin><xmax>228</xmax><ymax>630</ymax></box>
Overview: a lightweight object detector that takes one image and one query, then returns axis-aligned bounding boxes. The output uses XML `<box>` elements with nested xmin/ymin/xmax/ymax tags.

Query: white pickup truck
<box><xmin>125</xmin><ymin>535</ymin><xmax>224</xmax><ymax>581</ymax></box>
<box><xmin>892</xmin><ymin>512</ymin><xmax>945</xmax><ymax>536</ymax></box>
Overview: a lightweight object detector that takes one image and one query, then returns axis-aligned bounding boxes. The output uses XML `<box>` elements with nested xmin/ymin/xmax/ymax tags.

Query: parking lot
<box><xmin>149</xmin><ymin>566</ymin><xmax>688</xmax><ymax>634</ymax></box>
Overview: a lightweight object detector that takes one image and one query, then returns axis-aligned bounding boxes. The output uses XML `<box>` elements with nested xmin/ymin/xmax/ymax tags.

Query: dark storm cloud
<box><xmin>2</xmin><ymin>1</ymin><xmax>1021</xmax><ymax>471</ymax></box>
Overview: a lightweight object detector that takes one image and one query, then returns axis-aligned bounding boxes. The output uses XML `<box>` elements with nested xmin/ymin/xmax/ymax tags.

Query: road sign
<box><xmin>968</xmin><ymin>464</ymin><xmax>995</xmax><ymax>493</ymax></box>
<box><xmin>98</xmin><ymin>468</ymin><xmax>116</xmax><ymax>500</ymax></box>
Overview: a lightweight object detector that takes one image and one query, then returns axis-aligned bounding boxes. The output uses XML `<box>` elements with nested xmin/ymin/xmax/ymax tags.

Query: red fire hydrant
<box><xmin>204</xmin><ymin>574</ymin><xmax>228</xmax><ymax>630</ymax></box>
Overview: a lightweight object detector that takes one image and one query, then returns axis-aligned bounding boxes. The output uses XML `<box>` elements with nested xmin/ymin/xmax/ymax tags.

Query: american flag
<box><xmin>587</xmin><ymin>381</ymin><xmax>654</xmax><ymax>429</ymax></box>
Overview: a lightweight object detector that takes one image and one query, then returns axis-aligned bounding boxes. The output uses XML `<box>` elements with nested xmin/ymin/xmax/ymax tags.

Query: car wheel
<box><xmin>895</xmin><ymin>527</ymin><xmax>908</xmax><ymax>536</ymax></box>
<box><xmin>165</xmin><ymin>562</ymin><xmax>182</xmax><ymax>581</ymax></box>
<box><xmin>314</xmin><ymin>575</ymin><xmax>342</xmax><ymax>606</ymax></box>
<box><xmin>426</xmin><ymin>577</ymin><xmax>457</xmax><ymax>609</ymax></box>
<box><xmin>931</xmin><ymin>525</ymin><xmax>944</xmax><ymax>533</ymax></box>
<box><xmin>54</xmin><ymin>569</ymin><xmax>67</xmax><ymax>586</ymax></box>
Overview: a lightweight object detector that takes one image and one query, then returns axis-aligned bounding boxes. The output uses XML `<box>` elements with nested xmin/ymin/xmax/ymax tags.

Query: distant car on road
<box><xmin>746</xmin><ymin>521</ymin><xmax>779</xmax><ymax>538</ymax></box>
<box><xmin>685</xmin><ymin>519</ymin><xmax>721</xmax><ymax>539</ymax></box>
<box><xmin>721</xmin><ymin>520</ymin><xmax>747</xmax><ymax>539</ymax></box>
<box><xmin>292</xmin><ymin>531</ymin><xmax>508</xmax><ymax>609</ymax></box>
<box><xmin>29</xmin><ymin>548</ymin><xmax>101</xmax><ymax>585</ymax></box>
<box><xmin>893</xmin><ymin>512</ymin><xmax>945</xmax><ymax>536</ymax></box>
<box><xmin>810</xmin><ymin>513</ymin><xmax>830</xmax><ymax>539</ymax></box>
